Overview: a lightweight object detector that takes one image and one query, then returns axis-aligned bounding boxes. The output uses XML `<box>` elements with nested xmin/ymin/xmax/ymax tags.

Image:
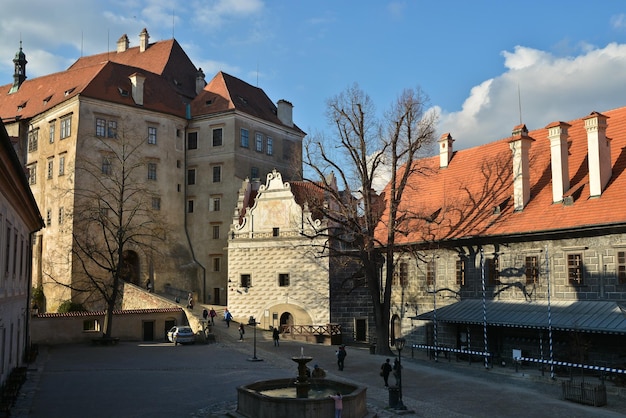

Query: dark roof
<box><xmin>413</xmin><ymin>299</ymin><xmax>626</xmax><ymax>335</ymax></box>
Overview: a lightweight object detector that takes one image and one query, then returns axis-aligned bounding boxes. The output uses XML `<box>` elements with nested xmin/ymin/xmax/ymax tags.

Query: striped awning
<box><xmin>412</xmin><ymin>299</ymin><xmax>626</xmax><ymax>335</ymax></box>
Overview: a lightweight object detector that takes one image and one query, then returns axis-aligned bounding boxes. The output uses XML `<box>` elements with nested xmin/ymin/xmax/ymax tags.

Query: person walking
<box><xmin>209</xmin><ymin>307</ymin><xmax>216</xmax><ymax>325</ymax></box>
<box><xmin>272</xmin><ymin>327</ymin><xmax>280</xmax><ymax>347</ymax></box>
<box><xmin>224</xmin><ymin>309</ymin><xmax>233</xmax><ymax>327</ymax></box>
<box><xmin>380</xmin><ymin>358</ymin><xmax>392</xmax><ymax>386</ymax></box>
<box><xmin>336</xmin><ymin>345</ymin><xmax>347</xmax><ymax>371</ymax></box>
<box><xmin>202</xmin><ymin>308</ymin><xmax>209</xmax><ymax>321</ymax></box>
<box><xmin>186</xmin><ymin>292</ymin><xmax>194</xmax><ymax>310</ymax></box>
<box><xmin>329</xmin><ymin>392</ymin><xmax>343</xmax><ymax>418</ymax></box>
<box><xmin>238</xmin><ymin>323</ymin><xmax>245</xmax><ymax>341</ymax></box>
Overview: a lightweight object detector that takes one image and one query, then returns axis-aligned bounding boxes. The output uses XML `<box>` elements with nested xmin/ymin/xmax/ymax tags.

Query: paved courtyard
<box><xmin>11</xmin><ymin>318</ymin><xmax>626</xmax><ymax>417</ymax></box>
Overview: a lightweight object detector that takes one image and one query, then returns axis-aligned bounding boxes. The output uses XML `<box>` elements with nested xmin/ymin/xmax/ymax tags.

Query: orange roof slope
<box><xmin>191</xmin><ymin>71</ymin><xmax>304</xmax><ymax>134</ymax></box>
<box><xmin>375</xmin><ymin>106</ymin><xmax>626</xmax><ymax>246</ymax></box>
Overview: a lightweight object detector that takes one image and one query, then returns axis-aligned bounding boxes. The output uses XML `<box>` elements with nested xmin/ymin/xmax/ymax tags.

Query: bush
<box><xmin>57</xmin><ymin>300</ymin><xmax>86</xmax><ymax>313</ymax></box>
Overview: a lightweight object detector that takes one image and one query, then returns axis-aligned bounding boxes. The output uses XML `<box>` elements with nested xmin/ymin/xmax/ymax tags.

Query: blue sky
<box><xmin>3</xmin><ymin>1</ymin><xmax>626</xmax><ymax>150</ymax></box>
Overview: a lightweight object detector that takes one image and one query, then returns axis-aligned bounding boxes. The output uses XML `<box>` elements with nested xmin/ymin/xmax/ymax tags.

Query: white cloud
<box><xmin>436</xmin><ymin>43</ymin><xmax>626</xmax><ymax>150</ymax></box>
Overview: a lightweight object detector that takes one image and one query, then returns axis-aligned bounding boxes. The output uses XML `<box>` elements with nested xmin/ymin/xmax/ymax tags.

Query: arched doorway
<box><xmin>279</xmin><ymin>312</ymin><xmax>294</xmax><ymax>331</ymax></box>
<box><xmin>391</xmin><ymin>314</ymin><xmax>401</xmax><ymax>346</ymax></box>
<box><xmin>120</xmin><ymin>250</ymin><xmax>140</xmax><ymax>285</ymax></box>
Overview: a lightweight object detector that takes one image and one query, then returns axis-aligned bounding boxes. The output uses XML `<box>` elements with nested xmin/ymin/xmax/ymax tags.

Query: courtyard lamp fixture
<box><xmin>395</xmin><ymin>337</ymin><xmax>407</xmax><ymax>410</ymax></box>
<box><xmin>247</xmin><ymin>316</ymin><xmax>263</xmax><ymax>362</ymax></box>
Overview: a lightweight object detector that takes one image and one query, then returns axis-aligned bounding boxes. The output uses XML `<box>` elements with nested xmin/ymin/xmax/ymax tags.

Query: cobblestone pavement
<box><xmin>10</xmin><ymin>307</ymin><xmax>626</xmax><ymax>417</ymax></box>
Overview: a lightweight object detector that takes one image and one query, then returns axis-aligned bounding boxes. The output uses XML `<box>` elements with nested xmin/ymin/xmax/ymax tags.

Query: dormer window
<box><xmin>17</xmin><ymin>101</ymin><xmax>27</xmax><ymax>111</ymax></box>
<box><xmin>64</xmin><ymin>87</ymin><xmax>75</xmax><ymax>96</ymax></box>
<box><xmin>118</xmin><ymin>87</ymin><xmax>129</xmax><ymax>97</ymax></box>
<box><xmin>43</xmin><ymin>95</ymin><xmax>52</xmax><ymax>105</ymax></box>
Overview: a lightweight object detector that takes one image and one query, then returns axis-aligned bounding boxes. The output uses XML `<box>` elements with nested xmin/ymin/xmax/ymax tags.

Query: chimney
<box><xmin>277</xmin><ymin>99</ymin><xmax>293</xmax><ymax>127</ymax></box>
<box><xmin>438</xmin><ymin>133</ymin><xmax>454</xmax><ymax>168</ymax></box>
<box><xmin>129</xmin><ymin>73</ymin><xmax>145</xmax><ymax>106</ymax></box>
<box><xmin>117</xmin><ymin>34</ymin><xmax>129</xmax><ymax>53</ymax></box>
<box><xmin>508</xmin><ymin>124</ymin><xmax>534</xmax><ymax>211</ymax></box>
<box><xmin>546</xmin><ymin>121</ymin><xmax>571</xmax><ymax>203</ymax></box>
<box><xmin>139</xmin><ymin>28</ymin><xmax>149</xmax><ymax>52</ymax></box>
<box><xmin>195</xmin><ymin>67</ymin><xmax>206</xmax><ymax>95</ymax></box>
<box><xmin>584</xmin><ymin>111</ymin><xmax>612</xmax><ymax>197</ymax></box>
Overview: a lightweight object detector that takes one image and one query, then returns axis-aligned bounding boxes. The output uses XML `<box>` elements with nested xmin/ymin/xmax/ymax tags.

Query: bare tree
<box><xmin>69</xmin><ymin>124</ymin><xmax>168</xmax><ymax>339</ymax></box>
<box><xmin>303</xmin><ymin>84</ymin><xmax>437</xmax><ymax>354</ymax></box>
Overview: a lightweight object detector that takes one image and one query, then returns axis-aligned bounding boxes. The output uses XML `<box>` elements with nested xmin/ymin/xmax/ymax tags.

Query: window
<box><xmin>187</xmin><ymin>169</ymin><xmax>196</xmax><ymax>185</ymax></box>
<box><xmin>83</xmin><ymin>319</ymin><xmax>100</xmax><ymax>332</ymax></box>
<box><xmin>58</xmin><ymin>207</ymin><xmax>64</xmax><ymax>225</ymax></box>
<box><xmin>106</xmin><ymin>120</ymin><xmax>117</xmax><ymax>138</ymax></box>
<box><xmin>49</xmin><ymin>122</ymin><xmax>55</xmax><ymax>143</ymax></box>
<box><xmin>47</xmin><ymin>159</ymin><xmax>54</xmax><ymax>179</ymax></box>
<box><xmin>255</xmin><ymin>132</ymin><xmax>263</xmax><ymax>152</ymax></box>
<box><xmin>213</xmin><ymin>128</ymin><xmax>223</xmax><ymax>146</ymax></box>
<box><xmin>28</xmin><ymin>164</ymin><xmax>36</xmax><ymax>185</ymax></box>
<box><xmin>211</xmin><ymin>197</ymin><xmax>221</xmax><ymax>212</ymax></box>
<box><xmin>28</xmin><ymin>129</ymin><xmax>38</xmax><ymax>152</ymax></box>
<box><xmin>213</xmin><ymin>257</ymin><xmax>221</xmax><ymax>272</ymax></box>
<box><xmin>525</xmin><ymin>256</ymin><xmax>539</xmax><ymax>285</ymax></box>
<box><xmin>426</xmin><ymin>260</ymin><xmax>435</xmax><ymax>286</ymax></box>
<box><xmin>60</xmin><ymin>116</ymin><xmax>71</xmax><ymax>139</ymax></box>
<box><xmin>251</xmin><ymin>167</ymin><xmax>259</xmax><ymax>179</ymax></box>
<box><xmin>212</xmin><ymin>225</ymin><xmax>220</xmax><ymax>239</ymax></box>
<box><xmin>487</xmin><ymin>257</ymin><xmax>499</xmax><ymax>285</ymax></box>
<box><xmin>266</xmin><ymin>137</ymin><xmax>273</xmax><ymax>155</ymax></box>
<box><xmin>46</xmin><ymin>209</ymin><xmax>51</xmax><ymax>227</ymax></box>
<box><xmin>96</xmin><ymin>118</ymin><xmax>106</xmax><ymax>136</ymax></box>
<box><xmin>58</xmin><ymin>155</ymin><xmax>65</xmax><ymax>176</ymax></box>
<box><xmin>240</xmin><ymin>128</ymin><xmax>249</xmax><ymax>148</ymax></box>
<box><xmin>456</xmin><ymin>260</ymin><xmax>465</xmax><ymax>286</ymax></box>
<box><xmin>568</xmin><ymin>253</ymin><xmax>583</xmax><ymax>285</ymax></box>
<box><xmin>148</xmin><ymin>163</ymin><xmax>157</xmax><ymax>180</ymax></box>
<box><xmin>151</xmin><ymin>197</ymin><xmax>161</xmax><ymax>210</ymax></box>
<box><xmin>101</xmin><ymin>157</ymin><xmax>112</xmax><ymax>175</ymax></box>
<box><xmin>187</xmin><ymin>132</ymin><xmax>198</xmax><ymax>150</ymax></box>
<box><xmin>618</xmin><ymin>251</ymin><xmax>626</xmax><ymax>285</ymax></box>
<box><xmin>240</xmin><ymin>274</ymin><xmax>251</xmax><ymax>288</ymax></box>
<box><xmin>399</xmin><ymin>262</ymin><xmax>408</xmax><ymax>287</ymax></box>
<box><xmin>148</xmin><ymin>126</ymin><xmax>157</xmax><ymax>144</ymax></box>
<box><xmin>187</xmin><ymin>200</ymin><xmax>194</xmax><ymax>213</ymax></box>
<box><xmin>272</xmin><ymin>227</ymin><xmax>279</xmax><ymax>237</ymax></box>
<box><xmin>5</xmin><ymin>224</ymin><xmax>11</xmax><ymax>275</ymax></box>
<box><xmin>279</xmin><ymin>273</ymin><xmax>290</xmax><ymax>287</ymax></box>
<box><xmin>212</xmin><ymin>166</ymin><xmax>221</xmax><ymax>183</ymax></box>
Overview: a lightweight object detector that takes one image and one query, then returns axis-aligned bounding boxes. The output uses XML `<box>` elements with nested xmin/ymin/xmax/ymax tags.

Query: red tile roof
<box><xmin>36</xmin><ymin>307</ymin><xmax>183</xmax><ymax>318</ymax></box>
<box><xmin>375</xmin><ymin>105</ymin><xmax>626</xmax><ymax>246</ymax></box>
<box><xmin>190</xmin><ymin>71</ymin><xmax>304</xmax><ymax>134</ymax></box>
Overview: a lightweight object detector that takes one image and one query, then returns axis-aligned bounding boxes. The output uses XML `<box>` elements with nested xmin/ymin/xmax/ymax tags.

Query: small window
<box><xmin>58</xmin><ymin>156</ymin><xmax>65</xmax><ymax>176</ymax></box>
<box><xmin>211</xmin><ymin>197</ymin><xmax>221</xmax><ymax>212</ymax></box>
<box><xmin>83</xmin><ymin>319</ymin><xmax>100</xmax><ymax>332</ymax></box>
<box><xmin>279</xmin><ymin>273</ymin><xmax>290</xmax><ymax>287</ymax></box>
<box><xmin>187</xmin><ymin>169</ymin><xmax>196</xmax><ymax>185</ymax></box>
<box><xmin>266</xmin><ymin>137</ymin><xmax>273</xmax><ymax>155</ymax></box>
<box><xmin>568</xmin><ymin>253</ymin><xmax>583</xmax><ymax>285</ymax></box>
<box><xmin>49</xmin><ymin>122</ymin><xmax>55</xmax><ymax>143</ymax></box>
<box><xmin>272</xmin><ymin>227</ymin><xmax>279</xmax><ymax>237</ymax></box>
<box><xmin>46</xmin><ymin>209</ymin><xmax>52</xmax><ymax>227</ymax></box>
<box><xmin>148</xmin><ymin>126</ymin><xmax>157</xmax><ymax>144</ymax></box>
<box><xmin>487</xmin><ymin>257</ymin><xmax>499</xmax><ymax>285</ymax></box>
<box><xmin>60</xmin><ymin>116</ymin><xmax>71</xmax><ymax>139</ymax></box>
<box><xmin>525</xmin><ymin>256</ymin><xmax>539</xmax><ymax>285</ymax></box>
<box><xmin>28</xmin><ymin>164</ymin><xmax>36</xmax><ymax>185</ymax></box>
<box><xmin>213</xmin><ymin>257</ymin><xmax>221</xmax><ymax>272</ymax></box>
<box><xmin>618</xmin><ymin>251</ymin><xmax>626</xmax><ymax>285</ymax></box>
<box><xmin>101</xmin><ymin>157</ymin><xmax>112</xmax><ymax>175</ymax></box>
<box><xmin>58</xmin><ymin>207</ymin><xmax>64</xmax><ymax>225</ymax></box>
<box><xmin>255</xmin><ymin>132</ymin><xmax>263</xmax><ymax>152</ymax></box>
<box><xmin>96</xmin><ymin>118</ymin><xmax>106</xmax><ymax>136</ymax></box>
<box><xmin>148</xmin><ymin>162</ymin><xmax>157</xmax><ymax>180</ymax></box>
<box><xmin>47</xmin><ymin>159</ymin><xmax>54</xmax><ymax>179</ymax></box>
<box><xmin>456</xmin><ymin>259</ymin><xmax>465</xmax><ymax>286</ymax></box>
<box><xmin>251</xmin><ymin>167</ymin><xmax>259</xmax><ymax>179</ymax></box>
<box><xmin>107</xmin><ymin>120</ymin><xmax>117</xmax><ymax>138</ymax></box>
<box><xmin>240</xmin><ymin>128</ymin><xmax>249</xmax><ymax>148</ymax></box>
<box><xmin>151</xmin><ymin>197</ymin><xmax>161</xmax><ymax>210</ymax></box>
<box><xmin>187</xmin><ymin>200</ymin><xmax>194</xmax><ymax>213</ymax></box>
<box><xmin>212</xmin><ymin>166</ymin><xmax>221</xmax><ymax>183</ymax></box>
<box><xmin>240</xmin><ymin>274</ymin><xmax>251</xmax><ymax>288</ymax></box>
<box><xmin>187</xmin><ymin>132</ymin><xmax>198</xmax><ymax>150</ymax></box>
<box><xmin>426</xmin><ymin>260</ymin><xmax>435</xmax><ymax>286</ymax></box>
<box><xmin>213</xmin><ymin>128</ymin><xmax>223</xmax><ymax>147</ymax></box>
<box><xmin>212</xmin><ymin>225</ymin><xmax>220</xmax><ymax>239</ymax></box>
<box><xmin>28</xmin><ymin>129</ymin><xmax>38</xmax><ymax>152</ymax></box>
<box><xmin>399</xmin><ymin>262</ymin><xmax>408</xmax><ymax>287</ymax></box>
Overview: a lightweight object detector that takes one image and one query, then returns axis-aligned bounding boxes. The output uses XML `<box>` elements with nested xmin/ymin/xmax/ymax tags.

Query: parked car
<box><xmin>167</xmin><ymin>325</ymin><xmax>196</xmax><ymax>345</ymax></box>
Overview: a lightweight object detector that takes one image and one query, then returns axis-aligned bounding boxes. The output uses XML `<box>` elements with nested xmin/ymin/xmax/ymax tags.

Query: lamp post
<box><xmin>247</xmin><ymin>316</ymin><xmax>263</xmax><ymax>362</ymax></box>
<box><xmin>395</xmin><ymin>337</ymin><xmax>407</xmax><ymax>410</ymax></box>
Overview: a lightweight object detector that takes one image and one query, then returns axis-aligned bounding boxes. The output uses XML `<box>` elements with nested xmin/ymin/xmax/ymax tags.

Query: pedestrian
<box><xmin>224</xmin><ymin>309</ymin><xmax>232</xmax><ymax>327</ymax></box>
<box><xmin>187</xmin><ymin>292</ymin><xmax>194</xmax><ymax>310</ymax></box>
<box><xmin>209</xmin><ymin>307</ymin><xmax>216</xmax><ymax>325</ymax></box>
<box><xmin>336</xmin><ymin>345</ymin><xmax>347</xmax><ymax>371</ymax></box>
<box><xmin>329</xmin><ymin>392</ymin><xmax>343</xmax><ymax>418</ymax></box>
<box><xmin>145</xmin><ymin>279</ymin><xmax>152</xmax><ymax>292</ymax></box>
<box><xmin>238</xmin><ymin>323</ymin><xmax>245</xmax><ymax>341</ymax></box>
<box><xmin>202</xmin><ymin>308</ymin><xmax>209</xmax><ymax>321</ymax></box>
<box><xmin>311</xmin><ymin>364</ymin><xmax>326</xmax><ymax>378</ymax></box>
<box><xmin>380</xmin><ymin>358</ymin><xmax>392</xmax><ymax>386</ymax></box>
<box><xmin>272</xmin><ymin>327</ymin><xmax>280</xmax><ymax>347</ymax></box>
<box><xmin>393</xmin><ymin>358</ymin><xmax>402</xmax><ymax>386</ymax></box>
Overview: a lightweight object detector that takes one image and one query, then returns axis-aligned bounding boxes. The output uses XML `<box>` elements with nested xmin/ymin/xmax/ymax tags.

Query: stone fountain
<box><xmin>292</xmin><ymin>354</ymin><xmax>313</xmax><ymax>398</ymax></box>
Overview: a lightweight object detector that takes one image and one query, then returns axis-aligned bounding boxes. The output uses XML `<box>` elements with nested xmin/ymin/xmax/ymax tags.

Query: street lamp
<box><xmin>247</xmin><ymin>316</ymin><xmax>263</xmax><ymax>362</ymax></box>
<box><xmin>395</xmin><ymin>337</ymin><xmax>407</xmax><ymax>410</ymax></box>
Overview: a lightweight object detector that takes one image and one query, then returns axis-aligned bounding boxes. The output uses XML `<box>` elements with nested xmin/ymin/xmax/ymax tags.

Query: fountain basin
<box><xmin>237</xmin><ymin>378</ymin><xmax>367</xmax><ymax>418</ymax></box>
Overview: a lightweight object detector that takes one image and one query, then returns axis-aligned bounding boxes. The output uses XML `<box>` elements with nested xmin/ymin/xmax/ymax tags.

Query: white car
<box><xmin>167</xmin><ymin>325</ymin><xmax>196</xmax><ymax>345</ymax></box>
